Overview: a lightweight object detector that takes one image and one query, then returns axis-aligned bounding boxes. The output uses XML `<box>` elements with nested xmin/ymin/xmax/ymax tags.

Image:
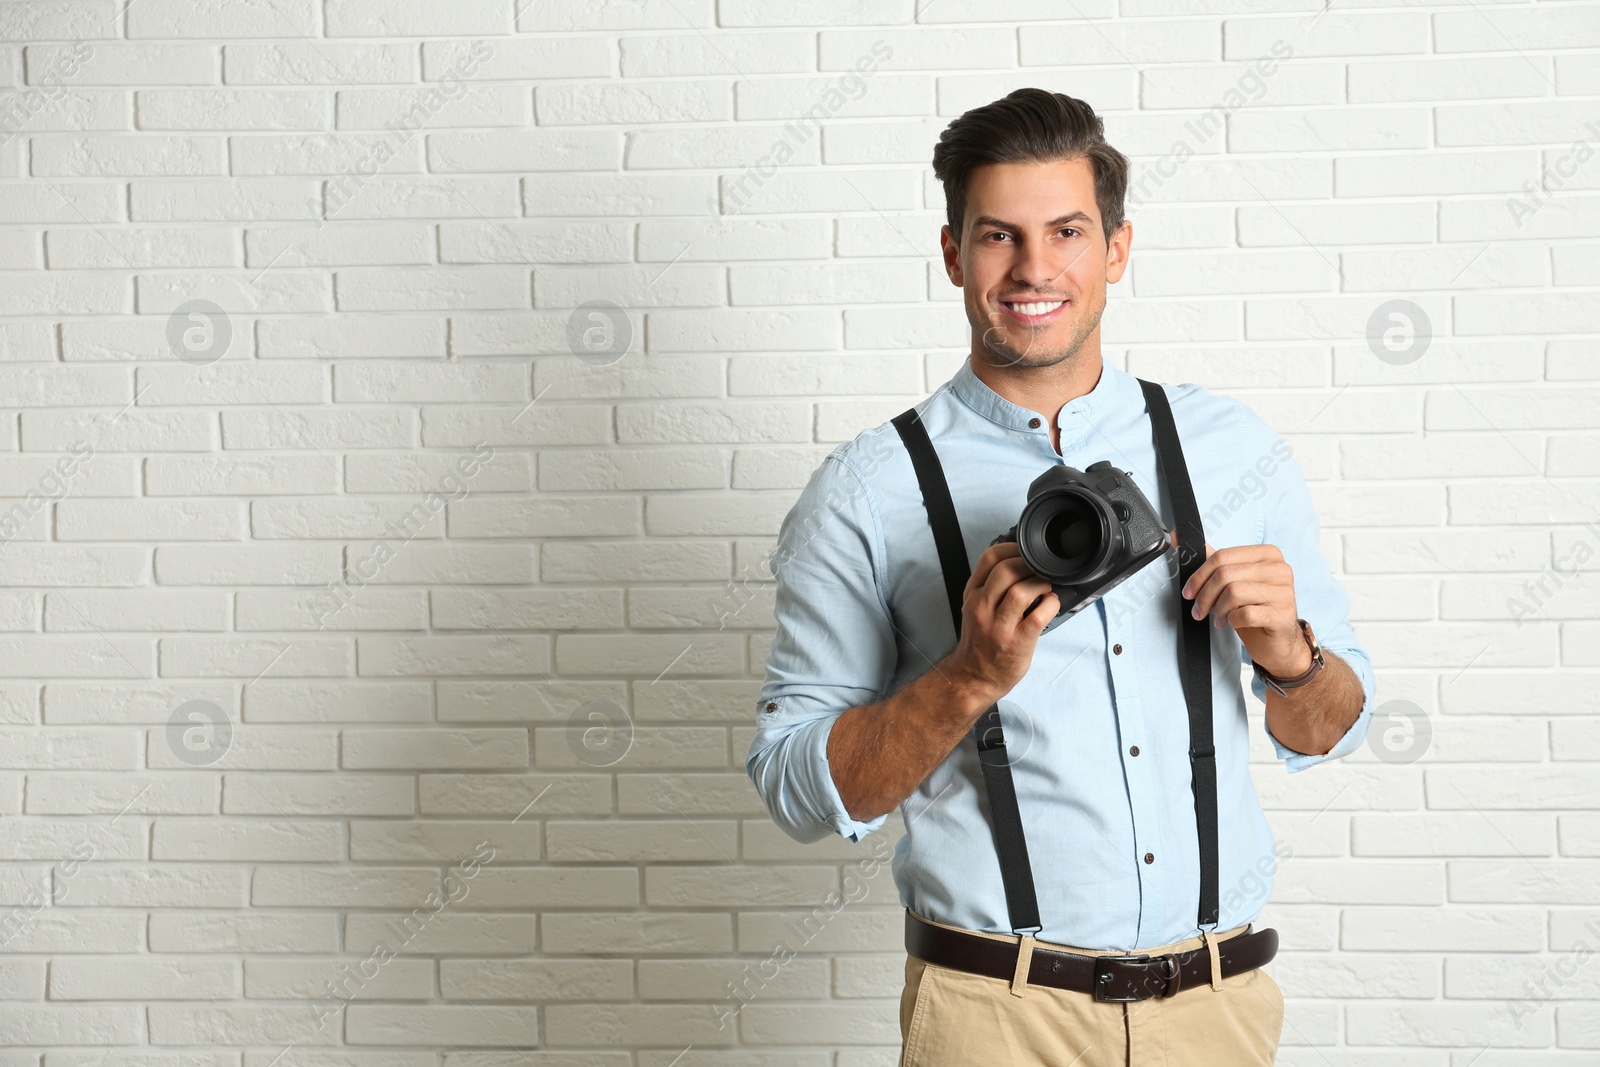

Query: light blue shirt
<box><xmin>746</xmin><ymin>357</ymin><xmax>1376</xmax><ymax>951</ymax></box>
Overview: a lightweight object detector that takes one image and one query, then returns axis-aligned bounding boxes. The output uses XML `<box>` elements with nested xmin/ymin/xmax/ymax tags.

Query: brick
<box><xmin>151</xmin><ymin>908</ymin><xmax>336</xmax><ymax>953</ymax></box>
<box><xmin>440</xmin><ymin>959</ymin><xmax>631</xmax><ymax>1001</ymax></box>
<box><xmin>325</xmin><ymin>0</ymin><xmax>513</xmax><ymax>36</ymax></box>
<box><xmin>244</xmin><ymin>956</ymin><xmax>431</xmax><ymax>1000</ymax></box>
<box><xmin>222</xmin><ymin>774</ymin><xmax>412</xmax><ymax>816</ymax></box>
<box><xmin>224</xmin><ymin>42</ymin><xmax>417</xmax><ymax>85</ymax></box>
<box><xmin>50</xmin><ymin>957</ymin><xmax>236</xmax><ymax>999</ymax></box>
<box><xmin>32</xmin><ymin>134</ymin><xmax>225</xmax><ymax>176</ymax></box>
<box><xmin>233</xmin><ymin>137</ymin><xmax>425</xmax><ymax>177</ymax></box>
<box><xmin>136</xmin><ymin>89</ymin><xmax>330</xmax><ymax>131</ymax></box>
<box><xmin>1343</xmin><ymin>907</ymin><xmax>1541</xmax><ymax>952</ymax></box>
<box><xmin>345</xmin><ymin>1005</ymin><xmax>537</xmax><ymax>1047</ymax></box>
<box><xmin>336</xmin><ymin>86</ymin><xmax>529</xmax><ymax>131</ymax></box>
<box><xmin>542</xmin><ymin>912</ymin><xmax>732</xmax><ymax>955</ymax></box>
<box><xmin>341</xmin><ymin>728</ymin><xmax>529</xmax><ymax>770</ymax></box>
<box><xmin>1227</xmin><ymin>12</ymin><xmax>1428</xmax><ymax>57</ymax></box>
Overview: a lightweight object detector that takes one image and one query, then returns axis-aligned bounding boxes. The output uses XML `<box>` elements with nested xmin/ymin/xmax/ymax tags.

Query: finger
<box><xmin>979</xmin><ymin>557</ymin><xmax>1045</xmax><ymax>614</ymax></box>
<box><xmin>1224</xmin><ymin>603</ymin><xmax>1286</xmax><ymax>634</ymax></box>
<box><xmin>1180</xmin><ymin>550</ymin><xmax>1215</xmax><ymax>602</ymax></box>
<box><xmin>1188</xmin><ymin>563</ymin><xmax>1247</xmax><ymax>621</ymax></box>
<box><xmin>1024</xmin><ymin>591</ymin><xmax>1061</xmax><ymax>635</ymax></box>
<box><xmin>1180</xmin><ymin>541</ymin><xmax>1230</xmax><ymax>599</ymax></box>
<box><xmin>1236</xmin><ymin>591</ymin><xmax>1301</xmax><ymax>633</ymax></box>
<box><xmin>992</xmin><ymin>577</ymin><xmax>1055</xmax><ymax>631</ymax></box>
<box><xmin>1191</xmin><ymin>562</ymin><xmax>1292</xmax><ymax>623</ymax></box>
<box><xmin>1201</xmin><ymin>582</ymin><xmax>1240</xmax><ymax>625</ymax></box>
<box><xmin>978</xmin><ymin>555</ymin><xmax>1036</xmax><ymax>594</ymax></box>
<box><xmin>969</xmin><ymin>541</ymin><xmax>1021</xmax><ymax>590</ymax></box>
<box><xmin>1189</xmin><ymin>563</ymin><xmax>1249</xmax><ymax>621</ymax></box>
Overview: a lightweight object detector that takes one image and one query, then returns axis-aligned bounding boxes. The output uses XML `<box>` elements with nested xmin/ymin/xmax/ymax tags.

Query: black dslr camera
<box><xmin>990</xmin><ymin>461</ymin><xmax>1171</xmax><ymax>633</ymax></box>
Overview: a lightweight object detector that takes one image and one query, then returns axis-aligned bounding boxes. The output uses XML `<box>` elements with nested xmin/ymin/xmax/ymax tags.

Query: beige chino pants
<box><xmin>898</xmin><ymin>911</ymin><xmax>1284</xmax><ymax>1066</ymax></box>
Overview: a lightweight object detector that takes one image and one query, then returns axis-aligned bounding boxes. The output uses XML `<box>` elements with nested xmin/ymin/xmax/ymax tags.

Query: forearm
<box><xmin>1264</xmin><ymin>649</ymin><xmax>1365</xmax><ymax>756</ymax></box>
<box><xmin>826</xmin><ymin>654</ymin><xmax>995</xmax><ymax>823</ymax></box>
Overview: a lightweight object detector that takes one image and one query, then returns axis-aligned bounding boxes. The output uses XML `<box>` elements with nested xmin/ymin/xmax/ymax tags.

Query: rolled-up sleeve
<box><xmin>746</xmin><ymin>446</ymin><xmax>897</xmax><ymax>843</ymax></box>
<box><xmin>1233</xmin><ymin>400</ymin><xmax>1376</xmax><ymax>773</ymax></box>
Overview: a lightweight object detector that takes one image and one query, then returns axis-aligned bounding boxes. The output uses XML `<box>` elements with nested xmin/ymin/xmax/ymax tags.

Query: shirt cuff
<box><xmin>803</xmin><ymin>714</ymin><xmax>890</xmax><ymax>842</ymax></box>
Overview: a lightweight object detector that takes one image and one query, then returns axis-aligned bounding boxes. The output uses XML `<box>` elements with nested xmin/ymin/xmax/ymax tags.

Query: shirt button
<box><xmin>765</xmin><ymin>702</ymin><xmax>777</xmax><ymax>713</ymax></box>
<box><xmin>1144</xmin><ymin>852</ymin><xmax>1155</xmax><ymax>864</ymax></box>
<box><xmin>1028</xmin><ymin>417</ymin><xmax>1041</xmax><ymax>428</ymax></box>
<box><xmin>1129</xmin><ymin>745</ymin><xmax>1139</xmax><ymax>757</ymax></box>
<box><xmin>1113</xmin><ymin>643</ymin><xmax>1122</xmax><ymax>655</ymax></box>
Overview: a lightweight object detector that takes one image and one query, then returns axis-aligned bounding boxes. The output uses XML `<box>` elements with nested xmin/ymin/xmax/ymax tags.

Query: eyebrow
<box><xmin>969</xmin><ymin>212</ymin><xmax>1094</xmax><ymax>233</ymax></box>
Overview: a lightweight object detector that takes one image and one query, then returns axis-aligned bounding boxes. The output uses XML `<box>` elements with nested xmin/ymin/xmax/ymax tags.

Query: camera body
<box><xmin>990</xmin><ymin>460</ymin><xmax>1171</xmax><ymax>633</ymax></box>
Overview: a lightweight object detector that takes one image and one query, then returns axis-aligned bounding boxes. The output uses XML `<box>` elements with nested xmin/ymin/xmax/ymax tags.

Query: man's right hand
<box><xmin>943</xmin><ymin>541</ymin><xmax>1060</xmax><ymax>708</ymax></box>
<box><xmin>826</xmin><ymin>543</ymin><xmax>1061</xmax><ymax>822</ymax></box>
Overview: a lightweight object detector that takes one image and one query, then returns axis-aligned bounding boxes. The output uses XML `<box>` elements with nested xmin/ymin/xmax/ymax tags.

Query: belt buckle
<box><xmin>1092</xmin><ymin>952</ymin><xmax>1179</xmax><ymax>1002</ymax></box>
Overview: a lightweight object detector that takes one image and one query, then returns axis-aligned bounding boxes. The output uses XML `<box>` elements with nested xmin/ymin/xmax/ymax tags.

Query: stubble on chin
<box><xmin>972</xmin><ymin>298</ymin><xmax>1103</xmax><ymax>372</ymax></box>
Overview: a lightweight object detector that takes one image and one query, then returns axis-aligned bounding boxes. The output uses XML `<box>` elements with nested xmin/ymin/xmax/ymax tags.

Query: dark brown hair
<box><xmin>931</xmin><ymin>88</ymin><xmax>1129</xmax><ymax>249</ymax></box>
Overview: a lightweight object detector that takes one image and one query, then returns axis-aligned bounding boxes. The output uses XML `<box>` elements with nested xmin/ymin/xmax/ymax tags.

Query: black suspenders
<box><xmin>889</xmin><ymin>377</ymin><xmax>1219</xmax><ymax>935</ymax></box>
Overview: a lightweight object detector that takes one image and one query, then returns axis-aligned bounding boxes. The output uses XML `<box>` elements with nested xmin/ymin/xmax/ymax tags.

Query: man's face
<box><xmin>942</xmin><ymin>157</ymin><xmax>1131</xmax><ymax>370</ymax></box>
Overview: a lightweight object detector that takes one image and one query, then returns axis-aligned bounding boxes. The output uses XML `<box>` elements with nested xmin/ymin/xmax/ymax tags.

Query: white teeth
<box><xmin>1009</xmin><ymin>301</ymin><xmax>1063</xmax><ymax>316</ymax></box>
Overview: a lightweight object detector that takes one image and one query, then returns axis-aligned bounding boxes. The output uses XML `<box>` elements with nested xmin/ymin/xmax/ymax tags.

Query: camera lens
<box><xmin>1039</xmin><ymin>498</ymin><xmax>1098</xmax><ymax>570</ymax></box>
<box><xmin>1016</xmin><ymin>486</ymin><xmax>1120</xmax><ymax>585</ymax></box>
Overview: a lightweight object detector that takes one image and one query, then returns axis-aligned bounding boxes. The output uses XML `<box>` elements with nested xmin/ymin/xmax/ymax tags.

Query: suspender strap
<box><xmin>891</xmin><ymin>407</ymin><xmax>1043</xmax><ymax>935</ymax></box>
<box><xmin>892</xmin><ymin>408</ymin><xmax>968</xmax><ymax>632</ymax></box>
<box><xmin>1137</xmin><ymin>377</ymin><xmax>1220</xmax><ymax>929</ymax></box>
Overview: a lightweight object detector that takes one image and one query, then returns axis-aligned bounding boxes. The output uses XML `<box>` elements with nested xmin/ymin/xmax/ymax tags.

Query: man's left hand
<box><xmin>1175</xmin><ymin>536</ymin><xmax>1310</xmax><ymax>678</ymax></box>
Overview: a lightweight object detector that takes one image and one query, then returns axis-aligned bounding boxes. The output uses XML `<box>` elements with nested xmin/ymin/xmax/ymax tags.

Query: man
<box><xmin>745</xmin><ymin>88</ymin><xmax>1374</xmax><ymax>1066</ymax></box>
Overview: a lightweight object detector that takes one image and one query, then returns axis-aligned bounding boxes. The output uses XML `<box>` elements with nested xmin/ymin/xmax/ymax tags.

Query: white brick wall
<box><xmin>0</xmin><ymin>0</ymin><xmax>1594</xmax><ymax>1061</ymax></box>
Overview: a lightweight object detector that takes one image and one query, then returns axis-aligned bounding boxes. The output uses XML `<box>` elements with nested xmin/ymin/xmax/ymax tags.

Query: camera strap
<box><xmin>889</xmin><ymin>377</ymin><xmax>1218</xmax><ymax>936</ymax></box>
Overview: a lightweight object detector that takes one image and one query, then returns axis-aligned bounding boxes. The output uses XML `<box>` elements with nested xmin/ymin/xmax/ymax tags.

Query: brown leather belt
<box><xmin>906</xmin><ymin>910</ymin><xmax>1278</xmax><ymax>1002</ymax></box>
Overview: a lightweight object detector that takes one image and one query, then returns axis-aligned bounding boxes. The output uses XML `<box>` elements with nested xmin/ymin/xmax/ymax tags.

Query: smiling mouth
<box><xmin>1001</xmin><ymin>298</ymin><xmax>1068</xmax><ymax>323</ymax></box>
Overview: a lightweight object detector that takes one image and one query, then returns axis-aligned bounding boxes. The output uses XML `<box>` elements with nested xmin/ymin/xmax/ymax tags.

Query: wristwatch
<box><xmin>1252</xmin><ymin>618</ymin><xmax>1324</xmax><ymax>696</ymax></box>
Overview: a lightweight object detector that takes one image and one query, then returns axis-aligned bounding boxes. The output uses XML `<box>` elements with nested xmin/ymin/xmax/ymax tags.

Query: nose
<box><xmin>1011</xmin><ymin>239</ymin><xmax>1077</xmax><ymax>295</ymax></box>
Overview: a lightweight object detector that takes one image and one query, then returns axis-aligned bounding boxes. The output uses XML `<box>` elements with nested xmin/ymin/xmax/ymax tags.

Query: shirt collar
<box><xmin>949</xmin><ymin>355</ymin><xmax>1126</xmax><ymax>435</ymax></box>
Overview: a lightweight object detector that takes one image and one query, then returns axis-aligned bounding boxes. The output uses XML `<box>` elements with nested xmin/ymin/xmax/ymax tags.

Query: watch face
<box><xmin>1300</xmin><ymin>619</ymin><xmax>1320</xmax><ymax>652</ymax></box>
